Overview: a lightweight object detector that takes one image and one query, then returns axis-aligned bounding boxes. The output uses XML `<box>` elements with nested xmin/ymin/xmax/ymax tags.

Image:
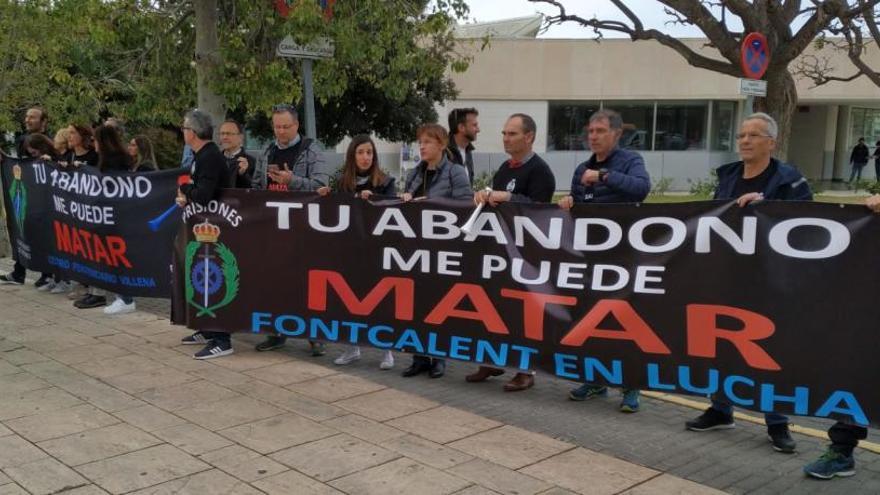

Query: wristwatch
<box><xmin>598</xmin><ymin>168</ymin><xmax>609</xmax><ymax>182</ymax></box>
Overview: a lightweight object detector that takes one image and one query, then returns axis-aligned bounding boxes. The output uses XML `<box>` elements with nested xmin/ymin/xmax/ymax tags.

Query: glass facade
<box><xmin>547</xmin><ymin>100</ymin><xmax>737</xmax><ymax>152</ymax></box>
<box><xmin>850</xmin><ymin>107</ymin><xmax>880</xmax><ymax>150</ymax></box>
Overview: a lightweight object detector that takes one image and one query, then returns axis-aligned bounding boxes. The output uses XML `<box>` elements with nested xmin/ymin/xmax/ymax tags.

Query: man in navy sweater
<box><xmin>558</xmin><ymin>109</ymin><xmax>650</xmax><ymax>413</ymax></box>
<box><xmin>466</xmin><ymin>113</ymin><xmax>555</xmax><ymax>392</ymax></box>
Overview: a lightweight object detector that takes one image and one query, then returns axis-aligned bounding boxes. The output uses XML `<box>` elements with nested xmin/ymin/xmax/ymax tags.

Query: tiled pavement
<box><xmin>0</xmin><ymin>257</ymin><xmax>878</xmax><ymax>494</ymax></box>
<box><xmin>0</xmin><ymin>265</ymin><xmax>725</xmax><ymax>495</ymax></box>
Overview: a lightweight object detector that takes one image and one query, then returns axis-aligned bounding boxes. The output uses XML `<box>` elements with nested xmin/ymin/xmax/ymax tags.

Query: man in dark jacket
<box><xmin>686</xmin><ymin>112</ymin><xmax>809</xmax><ymax>455</ymax></box>
<box><xmin>848</xmin><ymin>138</ymin><xmax>870</xmax><ymax>184</ymax></box>
<box><xmin>218</xmin><ymin>119</ymin><xmax>254</xmax><ymax>188</ymax></box>
<box><xmin>2</xmin><ymin>106</ymin><xmax>51</xmax><ymax>286</ymax></box>
<box><xmin>558</xmin><ymin>109</ymin><xmax>650</xmax><ymax>413</ymax></box>
<box><xmin>177</xmin><ymin>109</ymin><xmax>234</xmax><ymax>359</ymax></box>
<box><xmin>466</xmin><ymin>113</ymin><xmax>555</xmax><ymax>392</ymax></box>
<box><xmin>447</xmin><ymin>107</ymin><xmax>479</xmax><ymax>186</ymax></box>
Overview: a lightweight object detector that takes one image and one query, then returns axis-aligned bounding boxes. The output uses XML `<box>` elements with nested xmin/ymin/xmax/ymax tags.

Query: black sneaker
<box><xmin>74</xmin><ymin>294</ymin><xmax>107</xmax><ymax>309</ymax></box>
<box><xmin>34</xmin><ymin>274</ymin><xmax>52</xmax><ymax>288</ymax></box>
<box><xmin>0</xmin><ymin>274</ymin><xmax>24</xmax><ymax>285</ymax></box>
<box><xmin>685</xmin><ymin>408</ymin><xmax>735</xmax><ymax>431</ymax></box>
<box><xmin>309</xmin><ymin>341</ymin><xmax>326</xmax><ymax>357</ymax></box>
<box><xmin>194</xmin><ymin>340</ymin><xmax>233</xmax><ymax>360</ymax></box>
<box><xmin>768</xmin><ymin>424</ymin><xmax>797</xmax><ymax>453</ymax></box>
<box><xmin>181</xmin><ymin>331</ymin><xmax>209</xmax><ymax>345</ymax></box>
<box><xmin>255</xmin><ymin>335</ymin><xmax>287</xmax><ymax>352</ymax></box>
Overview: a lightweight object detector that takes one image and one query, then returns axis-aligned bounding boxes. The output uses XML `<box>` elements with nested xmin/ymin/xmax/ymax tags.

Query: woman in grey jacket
<box><xmin>400</xmin><ymin>124</ymin><xmax>471</xmax><ymax>379</ymax></box>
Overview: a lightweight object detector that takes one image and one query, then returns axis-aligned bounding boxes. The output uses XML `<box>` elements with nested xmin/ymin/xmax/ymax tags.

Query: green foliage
<box><xmin>1</xmin><ymin>0</ymin><xmax>472</xmax><ymax>148</ymax></box>
<box><xmin>136</xmin><ymin>127</ymin><xmax>183</xmax><ymax>170</ymax></box>
<box><xmin>472</xmin><ymin>170</ymin><xmax>495</xmax><ymax>192</ymax></box>
<box><xmin>687</xmin><ymin>169</ymin><xmax>718</xmax><ymax>198</ymax></box>
<box><xmin>650</xmin><ymin>177</ymin><xmax>673</xmax><ymax>197</ymax></box>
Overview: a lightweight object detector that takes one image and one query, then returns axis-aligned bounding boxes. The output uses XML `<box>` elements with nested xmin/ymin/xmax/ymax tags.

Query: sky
<box><xmin>460</xmin><ymin>0</ymin><xmax>743</xmax><ymax>38</ymax></box>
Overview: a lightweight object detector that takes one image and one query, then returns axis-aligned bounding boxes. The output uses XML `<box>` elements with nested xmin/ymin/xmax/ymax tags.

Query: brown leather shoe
<box><xmin>465</xmin><ymin>366</ymin><xmax>505</xmax><ymax>383</ymax></box>
<box><xmin>503</xmin><ymin>372</ymin><xmax>534</xmax><ymax>392</ymax></box>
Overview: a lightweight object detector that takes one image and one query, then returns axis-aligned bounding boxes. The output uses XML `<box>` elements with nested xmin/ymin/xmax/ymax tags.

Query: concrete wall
<box><xmin>789</xmin><ymin>105</ymin><xmax>829</xmax><ymax>178</ymax></box>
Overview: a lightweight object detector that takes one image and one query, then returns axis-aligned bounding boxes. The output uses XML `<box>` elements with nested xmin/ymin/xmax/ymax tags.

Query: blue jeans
<box><xmin>711</xmin><ymin>399</ymin><xmax>788</xmax><ymax>426</ymax></box>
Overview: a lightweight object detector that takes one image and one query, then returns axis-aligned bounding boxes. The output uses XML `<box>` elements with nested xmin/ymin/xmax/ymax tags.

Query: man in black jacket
<box><xmin>447</xmin><ymin>107</ymin><xmax>479</xmax><ymax>186</ymax></box>
<box><xmin>218</xmin><ymin>119</ymin><xmax>254</xmax><ymax>188</ymax></box>
<box><xmin>177</xmin><ymin>109</ymin><xmax>234</xmax><ymax>359</ymax></box>
<box><xmin>2</xmin><ymin>106</ymin><xmax>52</xmax><ymax>286</ymax></box>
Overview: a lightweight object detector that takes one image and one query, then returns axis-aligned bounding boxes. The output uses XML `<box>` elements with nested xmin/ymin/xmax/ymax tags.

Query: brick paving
<box><xmin>0</xmin><ymin>260</ymin><xmax>728</xmax><ymax>495</ymax></box>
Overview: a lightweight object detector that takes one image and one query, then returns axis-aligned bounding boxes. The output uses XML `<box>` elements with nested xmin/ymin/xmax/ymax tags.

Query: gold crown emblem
<box><xmin>193</xmin><ymin>221</ymin><xmax>220</xmax><ymax>243</ymax></box>
<box><xmin>12</xmin><ymin>164</ymin><xmax>21</xmax><ymax>180</ymax></box>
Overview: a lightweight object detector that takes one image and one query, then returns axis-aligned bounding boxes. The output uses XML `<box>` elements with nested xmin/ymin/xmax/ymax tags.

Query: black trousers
<box><xmin>412</xmin><ymin>355</ymin><xmax>444</xmax><ymax>367</ymax></box>
<box><xmin>828</xmin><ymin>422</ymin><xmax>868</xmax><ymax>456</ymax></box>
<box><xmin>202</xmin><ymin>331</ymin><xmax>231</xmax><ymax>345</ymax></box>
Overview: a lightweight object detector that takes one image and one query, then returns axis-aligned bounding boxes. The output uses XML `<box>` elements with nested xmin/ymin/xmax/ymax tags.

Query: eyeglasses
<box><xmin>736</xmin><ymin>132</ymin><xmax>772</xmax><ymax>141</ymax></box>
<box><xmin>218</xmin><ymin>131</ymin><xmax>239</xmax><ymax>136</ymax></box>
<box><xmin>181</xmin><ymin>126</ymin><xmax>192</xmax><ymax>131</ymax></box>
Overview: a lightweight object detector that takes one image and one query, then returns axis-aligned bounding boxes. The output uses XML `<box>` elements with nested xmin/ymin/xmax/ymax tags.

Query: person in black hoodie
<box><xmin>318</xmin><ymin>134</ymin><xmax>396</xmax><ymax>370</ymax></box>
<box><xmin>177</xmin><ymin>110</ymin><xmax>234</xmax><ymax>359</ymax></box>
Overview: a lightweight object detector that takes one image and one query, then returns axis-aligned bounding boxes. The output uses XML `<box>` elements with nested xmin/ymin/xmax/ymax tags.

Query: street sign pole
<box><xmin>301</xmin><ymin>59</ymin><xmax>317</xmax><ymax>139</ymax></box>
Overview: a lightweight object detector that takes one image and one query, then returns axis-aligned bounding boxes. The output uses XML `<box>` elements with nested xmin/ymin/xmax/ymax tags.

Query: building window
<box><xmin>604</xmin><ymin>102</ymin><xmax>655</xmax><ymax>151</ymax></box>
<box><xmin>850</xmin><ymin>107</ymin><xmax>880</xmax><ymax>150</ymax></box>
<box><xmin>711</xmin><ymin>101</ymin><xmax>736</xmax><ymax>151</ymax></box>
<box><xmin>547</xmin><ymin>102</ymin><xmax>598</xmax><ymax>151</ymax></box>
<box><xmin>655</xmin><ymin>102</ymin><xmax>708</xmax><ymax>150</ymax></box>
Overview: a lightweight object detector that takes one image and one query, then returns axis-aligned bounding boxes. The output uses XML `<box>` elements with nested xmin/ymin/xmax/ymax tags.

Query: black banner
<box><xmin>172</xmin><ymin>191</ymin><xmax>880</xmax><ymax>427</ymax></box>
<box><xmin>1</xmin><ymin>157</ymin><xmax>185</xmax><ymax>297</ymax></box>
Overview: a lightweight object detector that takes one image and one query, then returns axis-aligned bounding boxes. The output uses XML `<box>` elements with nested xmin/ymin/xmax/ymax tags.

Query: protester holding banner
<box><xmin>318</xmin><ymin>134</ymin><xmax>397</xmax><ymax>369</ymax></box>
<box><xmin>399</xmin><ymin>123</ymin><xmax>471</xmax><ymax>379</ymax></box>
<box><xmin>53</xmin><ymin>128</ymin><xmax>70</xmax><ymax>158</ymax></box>
<box><xmin>23</xmin><ymin>134</ymin><xmax>59</xmax><ymax>162</ymax></box>
<box><xmin>0</xmin><ymin>107</ymin><xmax>51</xmax><ymax>286</ymax></box>
<box><xmin>177</xmin><ymin>109</ymin><xmax>235</xmax><ymax>359</ymax></box>
<box><xmin>14</xmin><ymin>107</ymin><xmax>49</xmax><ymax>158</ymax></box>
<box><xmin>128</xmin><ymin>135</ymin><xmax>157</xmax><ymax>172</ymax></box>
<box><xmin>254</xmin><ymin>104</ymin><xmax>330</xmax><ymax>356</ymax></box>
<box><xmin>559</xmin><ymin>109</ymin><xmax>650</xmax><ymax>412</ymax></box>
<box><xmin>63</xmin><ymin>124</ymin><xmax>98</xmax><ymax>169</ymax></box>
<box><xmin>447</xmin><ymin>107</ymin><xmax>479</xmax><ymax>186</ymax></box>
<box><xmin>467</xmin><ymin>113</ymin><xmax>555</xmax><ymax>392</ymax></box>
<box><xmin>685</xmin><ymin>112</ymin><xmax>809</xmax><ymax>455</ymax></box>
<box><xmin>218</xmin><ymin>120</ymin><xmax>254</xmax><ymax>188</ymax></box>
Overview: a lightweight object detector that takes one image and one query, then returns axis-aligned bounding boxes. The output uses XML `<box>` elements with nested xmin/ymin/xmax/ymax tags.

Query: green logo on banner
<box><xmin>8</xmin><ymin>164</ymin><xmax>27</xmax><ymax>238</ymax></box>
<box><xmin>185</xmin><ymin>221</ymin><xmax>239</xmax><ymax>317</ymax></box>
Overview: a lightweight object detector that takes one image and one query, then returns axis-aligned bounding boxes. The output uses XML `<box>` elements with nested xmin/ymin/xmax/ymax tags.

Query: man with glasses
<box><xmin>253</xmin><ymin>104</ymin><xmax>330</xmax><ymax>355</ymax></box>
<box><xmin>218</xmin><ymin>119</ymin><xmax>254</xmax><ymax>188</ymax></box>
<box><xmin>685</xmin><ymin>112</ymin><xmax>810</xmax><ymax>453</ymax></box>
<box><xmin>177</xmin><ymin>109</ymin><xmax>235</xmax><ymax>359</ymax></box>
<box><xmin>447</xmin><ymin>108</ymin><xmax>479</xmax><ymax>186</ymax></box>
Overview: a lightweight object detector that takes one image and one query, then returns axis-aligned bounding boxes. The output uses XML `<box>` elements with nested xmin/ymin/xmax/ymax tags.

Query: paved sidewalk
<box><xmin>0</xmin><ymin>274</ymin><xmax>726</xmax><ymax>494</ymax></box>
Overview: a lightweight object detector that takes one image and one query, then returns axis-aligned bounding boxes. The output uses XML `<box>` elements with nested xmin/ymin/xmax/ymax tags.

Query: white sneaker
<box><xmin>379</xmin><ymin>351</ymin><xmax>394</xmax><ymax>370</ymax></box>
<box><xmin>103</xmin><ymin>298</ymin><xmax>136</xmax><ymax>315</ymax></box>
<box><xmin>36</xmin><ymin>281</ymin><xmax>56</xmax><ymax>292</ymax></box>
<box><xmin>333</xmin><ymin>347</ymin><xmax>361</xmax><ymax>365</ymax></box>
<box><xmin>50</xmin><ymin>281</ymin><xmax>71</xmax><ymax>294</ymax></box>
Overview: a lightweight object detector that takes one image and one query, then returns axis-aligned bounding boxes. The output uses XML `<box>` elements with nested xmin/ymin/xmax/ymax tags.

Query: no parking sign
<box><xmin>741</xmin><ymin>32</ymin><xmax>770</xmax><ymax>79</ymax></box>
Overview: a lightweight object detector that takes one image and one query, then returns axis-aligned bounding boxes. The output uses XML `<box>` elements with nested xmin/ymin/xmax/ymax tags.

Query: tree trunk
<box><xmin>755</xmin><ymin>69</ymin><xmax>797</xmax><ymax>161</ymax></box>
<box><xmin>193</xmin><ymin>0</ymin><xmax>225</xmax><ymax>136</ymax></box>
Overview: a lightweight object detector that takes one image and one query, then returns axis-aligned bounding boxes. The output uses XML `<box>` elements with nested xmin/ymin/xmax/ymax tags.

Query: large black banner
<box><xmin>173</xmin><ymin>191</ymin><xmax>880</xmax><ymax>427</ymax></box>
<box><xmin>1</xmin><ymin>157</ymin><xmax>184</xmax><ymax>297</ymax></box>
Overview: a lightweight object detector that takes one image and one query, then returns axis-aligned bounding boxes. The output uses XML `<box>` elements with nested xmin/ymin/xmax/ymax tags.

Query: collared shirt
<box><xmin>223</xmin><ymin>147</ymin><xmax>243</xmax><ymax>159</ymax></box>
<box><xmin>274</xmin><ymin>134</ymin><xmax>301</xmax><ymax>151</ymax></box>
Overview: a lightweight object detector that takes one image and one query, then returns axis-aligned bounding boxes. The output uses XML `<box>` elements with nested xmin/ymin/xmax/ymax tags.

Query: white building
<box><xmin>345</xmin><ymin>17</ymin><xmax>880</xmax><ymax>192</ymax></box>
